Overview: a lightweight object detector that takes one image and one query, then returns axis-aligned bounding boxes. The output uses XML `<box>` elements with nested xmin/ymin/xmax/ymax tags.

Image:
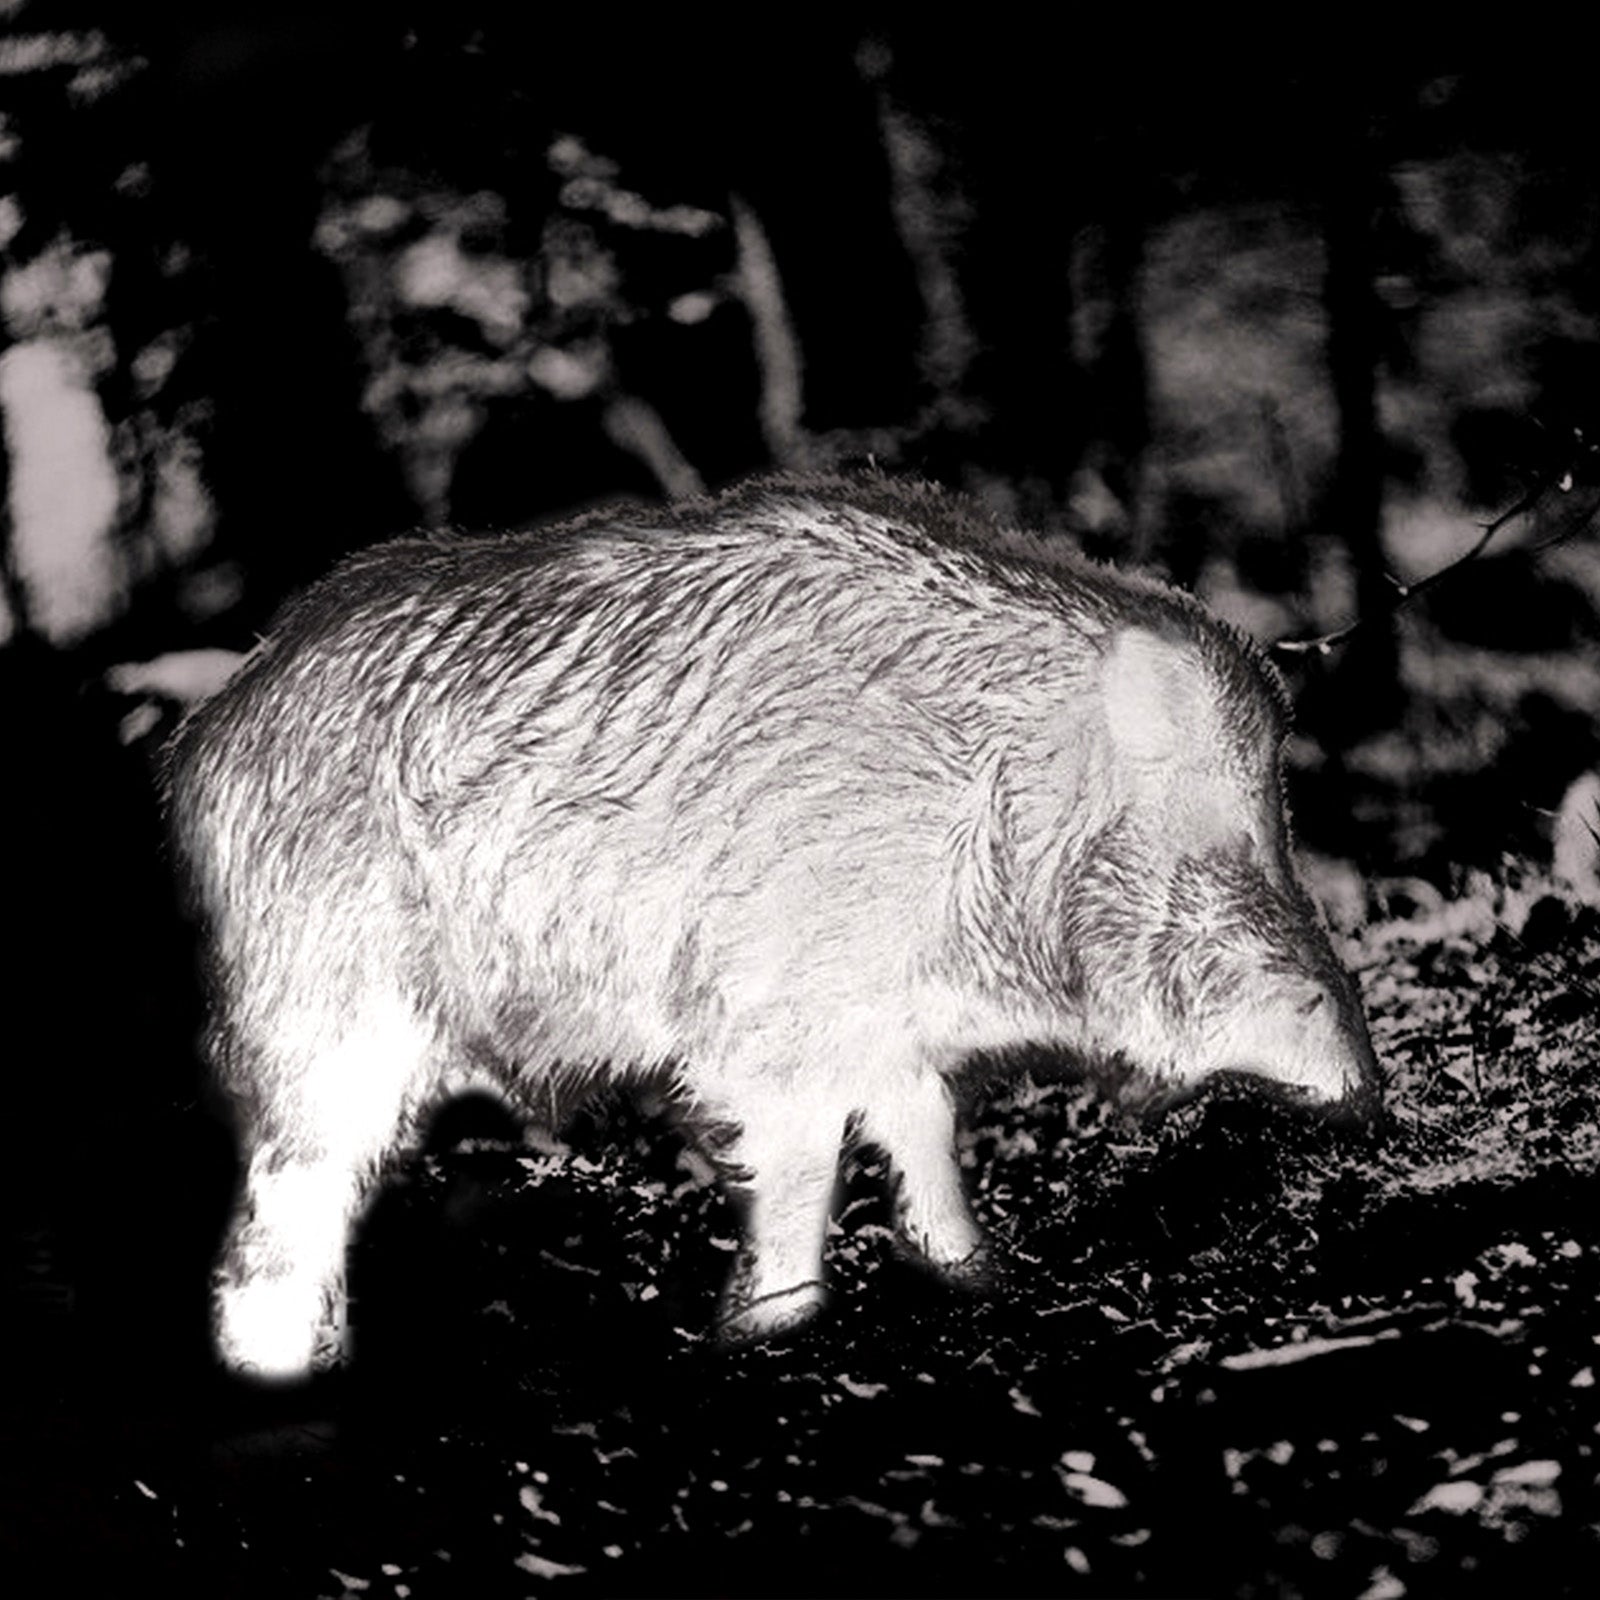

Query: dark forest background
<box><xmin>4</xmin><ymin>8</ymin><xmax>1600</xmax><ymax>1598</ymax></box>
<box><xmin>7</xmin><ymin>13</ymin><xmax>1600</xmax><ymax>857</ymax></box>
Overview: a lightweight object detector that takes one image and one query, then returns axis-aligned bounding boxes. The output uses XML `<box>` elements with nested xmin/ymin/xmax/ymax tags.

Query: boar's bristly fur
<box><xmin>166</xmin><ymin>473</ymin><xmax>1379</xmax><ymax>1380</ymax></box>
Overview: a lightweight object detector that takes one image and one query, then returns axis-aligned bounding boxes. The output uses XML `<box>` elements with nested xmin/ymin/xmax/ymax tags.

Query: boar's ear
<box><xmin>1099</xmin><ymin>627</ymin><xmax>1211</xmax><ymax>766</ymax></box>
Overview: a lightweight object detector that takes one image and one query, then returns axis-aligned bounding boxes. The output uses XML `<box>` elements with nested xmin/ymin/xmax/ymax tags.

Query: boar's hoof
<box><xmin>718</xmin><ymin>1281</ymin><xmax>827</xmax><ymax>1344</ymax></box>
<box><xmin>929</xmin><ymin>1240</ymin><xmax>994</xmax><ymax>1288</ymax></box>
<box><xmin>215</xmin><ymin>1276</ymin><xmax>346</xmax><ymax>1384</ymax></box>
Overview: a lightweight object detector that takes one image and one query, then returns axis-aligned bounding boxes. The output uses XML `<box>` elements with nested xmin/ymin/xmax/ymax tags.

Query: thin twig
<box><xmin>1273</xmin><ymin>448</ymin><xmax>1599</xmax><ymax>657</ymax></box>
<box><xmin>1219</xmin><ymin>1327</ymin><xmax>1401</xmax><ymax>1370</ymax></box>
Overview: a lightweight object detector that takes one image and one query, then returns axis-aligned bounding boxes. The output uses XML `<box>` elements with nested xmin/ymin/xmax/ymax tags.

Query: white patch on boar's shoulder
<box><xmin>1095</xmin><ymin>624</ymin><xmax>1281</xmax><ymax>854</ymax></box>
<box><xmin>1099</xmin><ymin>628</ymin><xmax>1217</xmax><ymax>766</ymax></box>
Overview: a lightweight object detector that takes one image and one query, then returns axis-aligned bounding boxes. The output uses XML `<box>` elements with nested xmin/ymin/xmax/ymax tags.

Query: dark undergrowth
<box><xmin>9</xmin><ymin>897</ymin><xmax>1597</xmax><ymax>1599</ymax></box>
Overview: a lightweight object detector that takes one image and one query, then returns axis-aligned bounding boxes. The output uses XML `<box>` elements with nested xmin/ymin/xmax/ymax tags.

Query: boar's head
<box><xmin>1060</xmin><ymin>623</ymin><xmax>1380</xmax><ymax>1122</ymax></box>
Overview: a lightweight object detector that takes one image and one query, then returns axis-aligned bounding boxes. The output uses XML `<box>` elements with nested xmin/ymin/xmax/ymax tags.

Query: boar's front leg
<box><xmin>859</xmin><ymin>1072</ymin><xmax>987</xmax><ymax>1278</ymax></box>
<box><xmin>713</xmin><ymin>1096</ymin><xmax>848</xmax><ymax>1342</ymax></box>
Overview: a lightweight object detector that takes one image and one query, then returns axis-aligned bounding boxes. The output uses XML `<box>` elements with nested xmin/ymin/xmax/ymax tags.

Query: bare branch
<box><xmin>1273</xmin><ymin>451</ymin><xmax>1599</xmax><ymax>658</ymax></box>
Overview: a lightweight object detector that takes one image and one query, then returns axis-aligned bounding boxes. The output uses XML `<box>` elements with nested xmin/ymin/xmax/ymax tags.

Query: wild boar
<box><xmin>166</xmin><ymin>474</ymin><xmax>1379</xmax><ymax>1380</ymax></box>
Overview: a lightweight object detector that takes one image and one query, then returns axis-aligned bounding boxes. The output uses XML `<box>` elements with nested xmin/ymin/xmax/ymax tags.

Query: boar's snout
<box><xmin>1174</xmin><ymin>942</ymin><xmax>1381</xmax><ymax>1125</ymax></box>
<box><xmin>1249</xmin><ymin>977</ymin><xmax>1382</xmax><ymax>1126</ymax></box>
<box><xmin>1320</xmin><ymin>995</ymin><xmax>1383</xmax><ymax>1128</ymax></box>
<box><xmin>1109</xmin><ymin>840</ymin><xmax>1383</xmax><ymax>1125</ymax></box>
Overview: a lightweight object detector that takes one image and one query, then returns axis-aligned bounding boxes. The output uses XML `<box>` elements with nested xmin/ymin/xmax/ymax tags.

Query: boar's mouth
<box><xmin>964</xmin><ymin>1046</ymin><xmax>1381</xmax><ymax>1127</ymax></box>
<box><xmin>1204</xmin><ymin>1066</ymin><xmax>1382</xmax><ymax>1127</ymax></box>
<box><xmin>1091</xmin><ymin>1056</ymin><xmax>1381</xmax><ymax>1127</ymax></box>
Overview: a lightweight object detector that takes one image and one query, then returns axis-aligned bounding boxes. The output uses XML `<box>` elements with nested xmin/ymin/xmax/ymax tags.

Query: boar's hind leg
<box><xmin>859</xmin><ymin>1073</ymin><xmax>987</xmax><ymax>1279</ymax></box>
<box><xmin>714</xmin><ymin>1101</ymin><xmax>848</xmax><ymax>1343</ymax></box>
<box><xmin>214</xmin><ymin>1000</ymin><xmax>435</xmax><ymax>1382</ymax></box>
